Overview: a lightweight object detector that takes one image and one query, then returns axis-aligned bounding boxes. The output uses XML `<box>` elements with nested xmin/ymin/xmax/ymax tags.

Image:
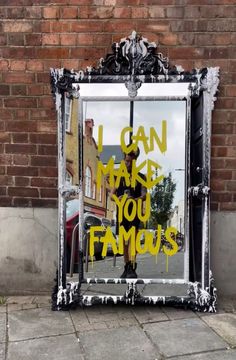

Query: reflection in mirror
<box><xmin>68</xmin><ymin>98</ymin><xmax>187</xmax><ymax>285</ymax></box>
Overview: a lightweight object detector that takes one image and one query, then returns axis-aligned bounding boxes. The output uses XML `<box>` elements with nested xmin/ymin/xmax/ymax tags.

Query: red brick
<box><xmin>226</xmin><ymin>181</ymin><xmax>236</xmax><ymax>191</ymax></box>
<box><xmin>77</xmin><ymin>34</ymin><xmax>94</xmax><ymax>46</ymax></box>
<box><xmin>70</xmin><ymin>21</ymin><xmax>103</xmax><ymax>32</ymax></box>
<box><xmin>36</xmin><ymin>48</ymin><xmax>70</xmax><ymax>59</ymax></box>
<box><xmin>8</xmin><ymin>33</ymin><xmax>24</xmax><ymax>46</ymax></box>
<box><xmin>220</xmin><ymin>202</ymin><xmax>236</xmax><ymax>211</ymax></box>
<box><xmin>0</xmin><ymin>154</ymin><xmax>12</xmax><ymax>165</ymax></box>
<box><xmin>211</xmin><ymin>179</ymin><xmax>225</xmax><ymax>191</ymax></box>
<box><xmin>51</xmin><ymin>21</ymin><xmax>70</xmax><ymax>33</ymax></box>
<box><xmin>148</xmin><ymin>6</ymin><xmax>165</xmax><ymax>18</ymax></box>
<box><xmin>7</xmin><ymin>7</ymin><xmax>24</xmax><ymax>19</ymax></box>
<box><xmin>226</xmin><ymin>136</ymin><xmax>236</xmax><ymax>146</ymax></box>
<box><xmin>113</xmin><ymin>7</ymin><xmax>131</xmax><ymax>18</ymax></box>
<box><xmin>0</xmin><ymin>176</ymin><xmax>14</xmax><ymax>186</ymax></box>
<box><xmin>30</xmin><ymin>109</ymin><xmax>56</xmax><ymax>120</ymax></box>
<box><xmin>0</xmin><ymin>132</ymin><xmax>10</xmax><ymax>142</ymax></box>
<box><xmin>37</xmin><ymin>97</ymin><xmax>54</xmax><ymax>108</ymax></box>
<box><xmin>5</xmin><ymin>144</ymin><xmax>37</xmax><ymax>155</ymax></box>
<box><xmin>0</xmin><ymin>166</ymin><xmax>5</xmax><ymax>175</ymax></box>
<box><xmin>30</xmin><ymin>133</ymin><xmax>56</xmax><ymax>144</ymax></box>
<box><xmin>61</xmin><ymin>59</ymin><xmax>80</xmax><ymax>69</ymax></box>
<box><xmin>211</xmin><ymin>170</ymin><xmax>232</xmax><ymax>180</ymax></box>
<box><xmin>37</xmin><ymin>121</ymin><xmax>57</xmax><ymax>133</ymax></box>
<box><xmin>211</xmin><ymin>158</ymin><xmax>225</xmax><ymax>169</ymax></box>
<box><xmin>0</xmin><ymin>60</ymin><xmax>9</xmax><ymax>71</ymax></box>
<box><xmin>4</xmin><ymin>72</ymin><xmax>34</xmax><ymax>83</ymax></box>
<box><xmin>27</xmin><ymin>85</ymin><xmax>44</xmax><ymax>96</ymax></box>
<box><xmin>31</xmin><ymin>198</ymin><xmax>57</xmax><ymax>207</ymax></box>
<box><xmin>212</xmin><ymin>123</ymin><xmax>234</xmax><ymax>135</ymax></box>
<box><xmin>26</xmin><ymin>60</ymin><xmax>44</xmax><ymax>71</ymax></box>
<box><xmin>37</xmin><ymin>145</ymin><xmax>57</xmax><ymax>156</ymax></box>
<box><xmin>61</xmin><ymin>7</ymin><xmax>78</xmax><ymax>19</ymax></box>
<box><xmin>8</xmin><ymin>187</ymin><xmax>39</xmax><ymax>198</ymax></box>
<box><xmin>42</xmin><ymin>34</ymin><xmax>60</xmax><ymax>46</ymax></box>
<box><xmin>60</xmin><ymin>34</ymin><xmax>77</xmax><ymax>46</ymax></box>
<box><xmin>131</xmin><ymin>7</ymin><xmax>149</xmax><ymax>18</ymax></box>
<box><xmin>31</xmin><ymin>177</ymin><xmax>57</xmax><ymax>187</ymax></box>
<box><xmin>1</xmin><ymin>47</ymin><xmax>36</xmax><ymax>59</ymax></box>
<box><xmin>4</xmin><ymin>98</ymin><xmax>37</xmax><ymax>109</ymax></box>
<box><xmin>7</xmin><ymin>166</ymin><xmax>38</xmax><ymax>176</ymax></box>
<box><xmin>15</xmin><ymin>177</ymin><xmax>30</xmax><ymax>186</ymax></box>
<box><xmin>0</xmin><ymin>109</ymin><xmax>12</xmax><ymax>120</ymax></box>
<box><xmin>159</xmin><ymin>33</ymin><xmax>178</xmax><ymax>46</ymax></box>
<box><xmin>31</xmin><ymin>155</ymin><xmax>56</xmax><ymax>167</ymax></box>
<box><xmin>9</xmin><ymin>61</ymin><xmax>27</xmax><ymax>71</ymax></box>
<box><xmin>43</xmin><ymin>7</ymin><xmax>60</xmax><ymax>19</ymax></box>
<box><xmin>40</xmin><ymin>188</ymin><xmax>58</xmax><ymax>198</ymax></box>
<box><xmin>0</xmin><ymin>34</ymin><xmax>6</xmax><ymax>45</ymax></box>
<box><xmin>0</xmin><ymin>197</ymin><xmax>12</xmax><ymax>206</ymax></box>
<box><xmin>225</xmin><ymin>86</ymin><xmax>236</xmax><ymax>97</ymax></box>
<box><xmin>25</xmin><ymin>6</ymin><xmax>42</xmax><ymax>19</ymax></box>
<box><xmin>0</xmin><ymin>85</ymin><xmax>10</xmax><ymax>96</ymax></box>
<box><xmin>225</xmin><ymin>159</ymin><xmax>236</xmax><ymax>169</ymax></box>
<box><xmin>3</xmin><ymin>21</ymin><xmax>33</xmax><ymax>33</ymax></box>
<box><xmin>6</xmin><ymin>121</ymin><xmax>37</xmax><ymax>132</ymax></box>
<box><xmin>12</xmin><ymin>133</ymin><xmax>29</xmax><ymax>143</ymax></box>
<box><xmin>0</xmin><ymin>187</ymin><xmax>6</xmax><ymax>196</ymax></box>
<box><xmin>12</xmin><ymin>155</ymin><xmax>30</xmax><ymax>166</ymax></box>
<box><xmin>138</xmin><ymin>20</ymin><xmax>170</xmax><ymax>33</ymax></box>
<box><xmin>211</xmin><ymin>193</ymin><xmax>232</xmax><ymax>203</ymax></box>
<box><xmin>13</xmin><ymin>198</ymin><xmax>31</xmax><ymax>206</ymax></box>
<box><xmin>25</xmin><ymin>34</ymin><xmax>42</xmax><ymax>46</ymax></box>
<box><xmin>39</xmin><ymin>167</ymin><xmax>58</xmax><ymax>177</ymax></box>
<box><xmin>14</xmin><ymin>109</ymin><xmax>30</xmax><ymax>120</ymax></box>
<box><xmin>11</xmin><ymin>85</ymin><xmax>27</xmax><ymax>96</ymax></box>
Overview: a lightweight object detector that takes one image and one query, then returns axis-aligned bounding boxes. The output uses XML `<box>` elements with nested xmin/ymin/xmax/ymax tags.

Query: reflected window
<box><xmin>65</xmin><ymin>96</ymin><xmax>72</xmax><ymax>133</ymax></box>
<box><xmin>66</xmin><ymin>170</ymin><xmax>73</xmax><ymax>185</ymax></box>
<box><xmin>99</xmin><ymin>186</ymin><xmax>102</xmax><ymax>202</ymax></box>
<box><xmin>85</xmin><ymin>166</ymin><xmax>92</xmax><ymax>198</ymax></box>
<box><xmin>93</xmin><ymin>183</ymin><xmax>96</xmax><ymax>200</ymax></box>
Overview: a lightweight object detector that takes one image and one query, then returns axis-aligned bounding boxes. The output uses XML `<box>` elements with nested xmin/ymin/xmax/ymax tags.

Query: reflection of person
<box><xmin>110</xmin><ymin>147</ymin><xmax>146</xmax><ymax>278</ymax></box>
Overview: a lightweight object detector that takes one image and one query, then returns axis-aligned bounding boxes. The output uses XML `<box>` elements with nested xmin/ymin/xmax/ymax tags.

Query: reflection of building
<box><xmin>167</xmin><ymin>199</ymin><xmax>184</xmax><ymax>234</ymax></box>
<box><xmin>65</xmin><ymin>99</ymin><xmax>116</xmax><ymax>220</ymax></box>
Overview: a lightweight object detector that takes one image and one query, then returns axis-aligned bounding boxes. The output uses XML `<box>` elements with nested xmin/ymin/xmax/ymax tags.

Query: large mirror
<box><xmin>51</xmin><ymin>32</ymin><xmax>219</xmax><ymax>311</ymax></box>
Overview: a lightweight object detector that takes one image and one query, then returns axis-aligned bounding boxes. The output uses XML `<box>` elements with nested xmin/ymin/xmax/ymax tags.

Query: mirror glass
<box><xmin>65</xmin><ymin>83</ymin><xmax>189</xmax><ymax>295</ymax></box>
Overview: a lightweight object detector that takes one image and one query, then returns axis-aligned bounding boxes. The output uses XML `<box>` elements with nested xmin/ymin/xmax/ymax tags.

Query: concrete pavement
<box><xmin>0</xmin><ymin>296</ymin><xmax>236</xmax><ymax>360</ymax></box>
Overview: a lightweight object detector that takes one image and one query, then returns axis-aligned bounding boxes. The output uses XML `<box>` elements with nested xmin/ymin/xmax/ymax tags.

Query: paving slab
<box><xmin>162</xmin><ymin>307</ymin><xmax>197</xmax><ymax>320</ymax></box>
<box><xmin>202</xmin><ymin>313</ymin><xmax>236</xmax><ymax>347</ymax></box>
<box><xmin>132</xmin><ymin>305</ymin><xmax>168</xmax><ymax>324</ymax></box>
<box><xmin>7</xmin><ymin>334</ymin><xmax>84</xmax><ymax>360</ymax></box>
<box><xmin>0</xmin><ymin>313</ymin><xmax>6</xmax><ymax>343</ymax></box>
<box><xmin>0</xmin><ymin>305</ymin><xmax>6</xmax><ymax>314</ymax></box>
<box><xmin>71</xmin><ymin>305</ymin><xmax>138</xmax><ymax>332</ymax></box>
<box><xmin>0</xmin><ymin>342</ymin><xmax>5</xmax><ymax>360</ymax></box>
<box><xmin>143</xmin><ymin>318</ymin><xmax>228</xmax><ymax>358</ymax></box>
<box><xmin>170</xmin><ymin>349</ymin><xmax>236</xmax><ymax>360</ymax></box>
<box><xmin>8</xmin><ymin>307</ymin><xmax>74</xmax><ymax>342</ymax></box>
<box><xmin>79</xmin><ymin>326</ymin><xmax>160</xmax><ymax>360</ymax></box>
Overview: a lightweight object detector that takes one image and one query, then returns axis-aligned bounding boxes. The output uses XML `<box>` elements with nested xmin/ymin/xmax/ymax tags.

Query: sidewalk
<box><xmin>0</xmin><ymin>296</ymin><xmax>236</xmax><ymax>360</ymax></box>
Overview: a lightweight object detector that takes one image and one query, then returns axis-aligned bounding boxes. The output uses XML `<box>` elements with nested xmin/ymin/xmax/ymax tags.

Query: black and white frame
<box><xmin>50</xmin><ymin>31</ymin><xmax>219</xmax><ymax>312</ymax></box>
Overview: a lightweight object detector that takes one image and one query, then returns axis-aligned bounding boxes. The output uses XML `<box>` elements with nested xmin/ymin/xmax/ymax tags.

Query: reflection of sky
<box><xmin>84</xmin><ymin>100</ymin><xmax>186</xmax><ymax>207</ymax></box>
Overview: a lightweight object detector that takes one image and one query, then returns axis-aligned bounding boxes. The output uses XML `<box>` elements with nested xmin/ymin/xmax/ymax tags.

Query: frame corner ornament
<box><xmin>88</xmin><ymin>30</ymin><xmax>170</xmax><ymax>77</ymax></box>
<box><xmin>188</xmin><ymin>277</ymin><xmax>217</xmax><ymax>313</ymax></box>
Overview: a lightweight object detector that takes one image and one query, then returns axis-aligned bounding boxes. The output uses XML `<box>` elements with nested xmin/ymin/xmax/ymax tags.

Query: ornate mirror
<box><xmin>50</xmin><ymin>31</ymin><xmax>219</xmax><ymax>312</ymax></box>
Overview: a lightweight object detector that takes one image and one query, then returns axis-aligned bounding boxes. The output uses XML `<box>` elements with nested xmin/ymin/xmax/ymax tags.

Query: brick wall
<box><xmin>0</xmin><ymin>1</ymin><xmax>236</xmax><ymax>211</ymax></box>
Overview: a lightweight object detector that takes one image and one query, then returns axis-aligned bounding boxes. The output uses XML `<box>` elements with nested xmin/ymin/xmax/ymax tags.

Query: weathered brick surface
<box><xmin>0</xmin><ymin>1</ymin><xmax>235</xmax><ymax>210</ymax></box>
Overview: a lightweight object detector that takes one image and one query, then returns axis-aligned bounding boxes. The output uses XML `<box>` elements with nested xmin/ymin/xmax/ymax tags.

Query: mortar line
<box><xmin>166</xmin><ymin>346</ymin><xmax>231</xmax><ymax>359</ymax></box>
<box><xmin>6</xmin><ymin>331</ymin><xmax>76</xmax><ymax>344</ymax></box>
<box><xmin>69</xmin><ymin>310</ymin><xmax>88</xmax><ymax>360</ymax></box>
<box><xmin>4</xmin><ymin>305</ymin><xmax>9</xmax><ymax>360</ymax></box>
